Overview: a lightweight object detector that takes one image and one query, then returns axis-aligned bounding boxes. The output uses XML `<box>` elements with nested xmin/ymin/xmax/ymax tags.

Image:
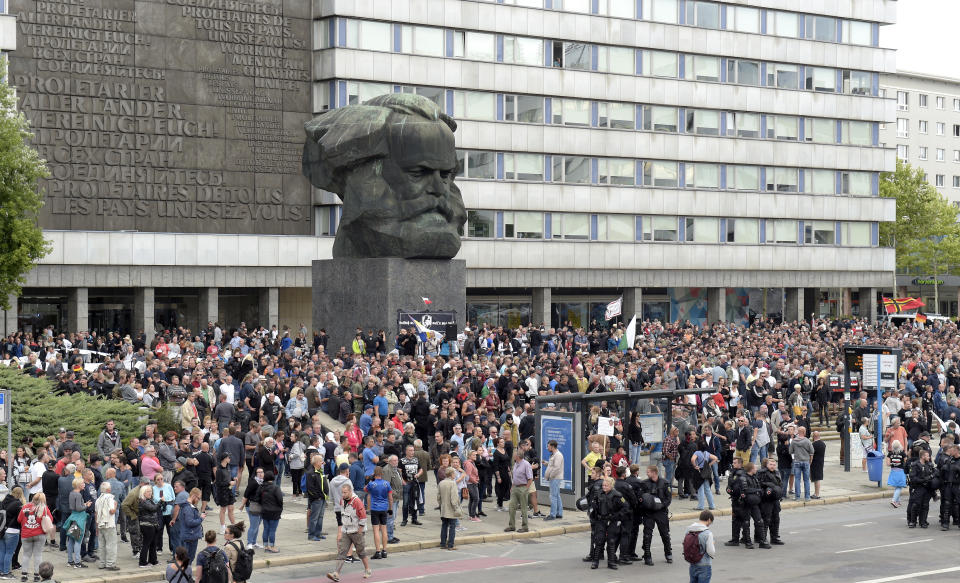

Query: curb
<box><xmin>69</xmin><ymin>490</ymin><xmax>893</xmax><ymax>583</ymax></box>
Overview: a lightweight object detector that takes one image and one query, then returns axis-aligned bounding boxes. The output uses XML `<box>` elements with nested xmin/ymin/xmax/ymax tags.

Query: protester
<box><xmin>327</xmin><ymin>483</ymin><xmax>372</xmax><ymax>581</ymax></box>
<box><xmin>684</xmin><ymin>510</ymin><xmax>716</xmax><ymax>583</ymax></box>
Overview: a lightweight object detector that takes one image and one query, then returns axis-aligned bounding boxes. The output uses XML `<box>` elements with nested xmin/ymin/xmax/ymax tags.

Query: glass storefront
<box><xmin>17</xmin><ymin>290</ymin><xmax>67</xmax><ymax>333</ymax></box>
<box><xmin>467</xmin><ymin>300</ymin><xmax>531</xmax><ymax>328</ymax></box>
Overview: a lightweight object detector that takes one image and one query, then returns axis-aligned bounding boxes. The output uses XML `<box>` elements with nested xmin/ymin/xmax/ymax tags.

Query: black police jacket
<box><xmin>640</xmin><ymin>476</ymin><xmax>671</xmax><ymax>509</ymax></box>
<box><xmin>597</xmin><ymin>488</ymin><xmax>629</xmax><ymax>522</ymax></box>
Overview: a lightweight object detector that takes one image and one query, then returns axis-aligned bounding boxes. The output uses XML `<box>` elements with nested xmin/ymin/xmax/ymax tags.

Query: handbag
<box><xmin>66</xmin><ymin>522</ymin><xmax>83</xmax><ymax>541</ymax></box>
<box><xmin>40</xmin><ymin>511</ymin><xmax>55</xmax><ymax>536</ymax></box>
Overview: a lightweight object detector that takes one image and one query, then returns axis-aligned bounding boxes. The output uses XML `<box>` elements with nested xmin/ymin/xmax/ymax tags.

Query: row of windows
<box><xmin>317</xmin><ymin>18</ymin><xmax>878</xmax><ymax>97</ymax></box>
<box><xmin>463</xmin><ymin>210</ymin><xmax>876</xmax><ymax>246</ymax></box>
<box><xmin>899</xmin><ymin>145</ymin><xmax>960</xmax><ymax>165</ymax></box>
<box><xmin>467</xmin><ymin>0</ymin><xmax>878</xmax><ymax>47</ymax></box>
<box><xmin>326</xmin><ymin>81</ymin><xmax>878</xmax><ymax>147</ymax></box>
<box><xmin>452</xmin><ymin>150</ymin><xmax>877</xmax><ymax>196</ymax></box>
<box><xmin>893</xmin><ymin>91</ymin><xmax>960</xmax><ymax>113</ymax></box>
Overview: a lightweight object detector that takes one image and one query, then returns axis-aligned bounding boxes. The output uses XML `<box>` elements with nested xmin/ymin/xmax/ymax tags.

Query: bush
<box><xmin>0</xmin><ymin>366</ymin><xmax>146</xmax><ymax>454</ymax></box>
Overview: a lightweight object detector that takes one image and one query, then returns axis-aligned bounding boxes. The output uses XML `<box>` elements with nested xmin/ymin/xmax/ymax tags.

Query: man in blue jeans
<box><xmin>305</xmin><ymin>454</ymin><xmax>329</xmax><ymax>541</ymax></box>
<box><xmin>543</xmin><ymin>440</ymin><xmax>564</xmax><ymax>520</ymax></box>
<box><xmin>685</xmin><ymin>510</ymin><xmax>715</xmax><ymax>583</ymax></box>
<box><xmin>789</xmin><ymin>426</ymin><xmax>815</xmax><ymax>501</ymax></box>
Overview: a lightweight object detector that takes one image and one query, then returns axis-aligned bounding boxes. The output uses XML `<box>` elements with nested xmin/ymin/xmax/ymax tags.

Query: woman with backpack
<box><xmin>258</xmin><ymin>473</ymin><xmax>283</xmax><ymax>554</ymax></box>
<box><xmin>165</xmin><ymin>546</ymin><xmax>192</xmax><ymax>583</ymax></box>
<box><xmin>223</xmin><ymin>522</ymin><xmax>252</xmax><ymax>583</ymax></box>
<box><xmin>17</xmin><ymin>492</ymin><xmax>53</xmax><ymax>582</ymax></box>
<box><xmin>691</xmin><ymin>441</ymin><xmax>718</xmax><ymax>511</ymax></box>
<box><xmin>240</xmin><ymin>468</ymin><xmax>264</xmax><ymax>549</ymax></box>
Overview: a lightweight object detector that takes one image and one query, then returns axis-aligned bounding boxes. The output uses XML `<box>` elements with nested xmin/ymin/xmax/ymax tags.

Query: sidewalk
<box><xmin>56</xmin><ymin>443</ymin><xmax>894</xmax><ymax>583</ymax></box>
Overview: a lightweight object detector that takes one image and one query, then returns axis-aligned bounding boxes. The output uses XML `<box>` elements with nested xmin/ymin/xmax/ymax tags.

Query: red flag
<box><xmin>882</xmin><ymin>297</ymin><xmax>925</xmax><ymax>314</ymax></box>
<box><xmin>421</xmin><ymin>297</ymin><xmax>432</xmax><ymax>305</ymax></box>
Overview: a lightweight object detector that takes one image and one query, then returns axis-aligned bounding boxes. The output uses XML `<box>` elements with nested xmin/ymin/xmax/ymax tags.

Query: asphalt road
<box><xmin>254</xmin><ymin>499</ymin><xmax>960</xmax><ymax>583</ymax></box>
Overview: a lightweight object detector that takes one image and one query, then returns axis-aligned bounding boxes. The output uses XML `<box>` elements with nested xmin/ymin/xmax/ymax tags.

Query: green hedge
<box><xmin>0</xmin><ymin>366</ymin><xmax>147</xmax><ymax>454</ymax></box>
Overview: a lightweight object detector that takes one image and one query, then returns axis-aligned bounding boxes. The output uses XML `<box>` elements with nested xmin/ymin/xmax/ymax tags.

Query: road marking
<box><xmin>843</xmin><ymin>521</ymin><xmax>875</xmax><ymax>527</ymax></box>
<box><xmin>369</xmin><ymin>559</ymin><xmax>546</xmax><ymax>583</ymax></box>
<box><xmin>855</xmin><ymin>565</ymin><xmax>960</xmax><ymax>583</ymax></box>
<box><xmin>836</xmin><ymin>538</ymin><xmax>932</xmax><ymax>554</ymax></box>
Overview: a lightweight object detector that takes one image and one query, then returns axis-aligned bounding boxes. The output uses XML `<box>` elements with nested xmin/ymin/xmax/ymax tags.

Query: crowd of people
<box><xmin>0</xmin><ymin>315</ymin><xmax>959</xmax><ymax>582</ymax></box>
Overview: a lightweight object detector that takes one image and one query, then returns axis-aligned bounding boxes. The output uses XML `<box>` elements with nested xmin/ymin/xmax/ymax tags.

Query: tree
<box><xmin>0</xmin><ymin>59</ymin><xmax>50</xmax><ymax>310</ymax></box>
<box><xmin>879</xmin><ymin>159</ymin><xmax>960</xmax><ymax>277</ymax></box>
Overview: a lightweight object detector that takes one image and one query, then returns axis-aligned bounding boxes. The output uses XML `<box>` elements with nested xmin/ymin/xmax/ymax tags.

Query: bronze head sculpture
<box><xmin>302</xmin><ymin>93</ymin><xmax>467</xmax><ymax>259</ymax></box>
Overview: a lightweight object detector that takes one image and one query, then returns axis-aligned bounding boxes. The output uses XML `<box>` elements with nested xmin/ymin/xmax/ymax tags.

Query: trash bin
<box><xmin>866</xmin><ymin>450</ymin><xmax>884</xmax><ymax>484</ymax></box>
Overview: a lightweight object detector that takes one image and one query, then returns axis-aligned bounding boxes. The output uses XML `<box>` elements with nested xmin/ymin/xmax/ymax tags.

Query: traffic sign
<box><xmin>0</xmin><ymin>391</ymin><xmax>7</xmax><ymax>424</ymax></box>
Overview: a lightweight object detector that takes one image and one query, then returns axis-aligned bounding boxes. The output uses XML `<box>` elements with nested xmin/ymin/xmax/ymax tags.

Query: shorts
<box><xmin>335</xmin><ymin>511</ymin><xmax>342</xmax><ymax>526</ymax></box>
<box><xmin>370</xmin><ymin>510</ymin><xmax>387</xmax><ymax>525</ymax></box>
<box><xmin>337</xmin><ymin>531</ymin><xmax>366</xmax><ymax>559</ymax></box>
<box><xmin>527</xmin><ymin>482</ymin><xmax>537</xmax><ymax>494</ymax></box>
<box><xmin>199</xmin><ymin>479</ymin><xmax>213</xmax><ymax>502</ymax></box>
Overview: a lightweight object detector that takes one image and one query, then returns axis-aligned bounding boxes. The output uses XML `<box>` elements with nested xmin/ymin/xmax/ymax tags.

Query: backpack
<box><xmin>199</xmin><ymin>548</ymin><xmax>229</xmax><ymax>583</ymax></box>
<box><xmin>0</xmin><ymin>504</ymin><xmax>7</xmax><ymax>537</ymax></box>
<box><xmin>682</xmin><ymin>530</ymin><xmax>705</xmax><ymax>564</ymax></box>
<box><xmin>226</xmin><ymin>540</ymin><xmax>255</xmax><ymax>581</ymax></box>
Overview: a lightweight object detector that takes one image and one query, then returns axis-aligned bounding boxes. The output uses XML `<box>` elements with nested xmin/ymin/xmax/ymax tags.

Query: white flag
<box><xmin>605</xmin><ymin>297</ymin><xmax>623</xmax><ymax>320</ymax></box>
<box><xmin>626</xmin><ymin>314</ymin><xmax>638</xmax><ymax>350</ymax></box>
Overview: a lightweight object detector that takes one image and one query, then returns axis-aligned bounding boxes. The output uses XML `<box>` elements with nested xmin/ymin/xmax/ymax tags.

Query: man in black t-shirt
<box><xmin>193</xmin><ymin>442</ymin><xmax>215</xmax><ymax>513</ymax></box>
<box><xmin>399</xmin><ymin>446</ymin><xmax>423</xmax><ymax>526</ymax></box>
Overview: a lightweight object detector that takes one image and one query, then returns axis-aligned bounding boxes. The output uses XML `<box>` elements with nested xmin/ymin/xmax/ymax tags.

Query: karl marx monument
<box><xmin>304</xmin><ymin>94</ymin><xmax>468</xmax><ymax>349</ymax></box>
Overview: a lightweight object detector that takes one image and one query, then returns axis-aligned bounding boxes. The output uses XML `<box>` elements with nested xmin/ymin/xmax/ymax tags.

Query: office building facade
<box><xmin>2</xmin><ymin>0</ymin><xmax>896</xmax><ymax>336</ymax></box>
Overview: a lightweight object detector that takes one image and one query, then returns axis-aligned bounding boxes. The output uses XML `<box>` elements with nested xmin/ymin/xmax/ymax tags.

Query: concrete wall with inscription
<box><xmin>8</xmin><ymin>0</ymin><xmax>313</xmax><ymax>235</ymax></box>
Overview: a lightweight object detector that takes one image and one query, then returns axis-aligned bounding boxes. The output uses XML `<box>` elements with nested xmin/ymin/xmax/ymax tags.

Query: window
<box><xmin>560</xmin><ymin>42</ymin><xmax>591</xmax><ymax>70</ymax></box>
<box><xmin>842</xmin><ymin>121</ymin><xmax>872</xmax><ymax>146</ymax></box>
<box><xmin>805</xmin><ymin>15</ymin><xmax>837</xmax><ymax>42</ymax></box>
<box><xmin>643</xmin><ymin>216</ymin><xmax>679</xmax><ymax>241</ymax></box>
<box><xmin>466</xmin><ymin>210</ymin><xmax>496</xmax><ymax>238</ymax></box>
<box><xmin>346</xmin><ymin>81</ymin><xmax>391</xmax><ymax>105</ymax></box>
<box><xmin>505</xmin><ymin>95</ymin><xmax>545</xmax><ymax>124</ymax></box>
<box><xmin>804</xmin><ymin>221</ymin><xmax>835</xmax><ymax>245</ymax></box>
<box><xmin>767</xmin><ymin>11</ymin><xmax>800</xmax><ymax>38</ymax></box>
<box><xmin>954</xmin><ymin>176</ymin><xmax>960</xmax><ymax>188</ymax></box>
<box><xmin>896</xmin><ymin>145</ymin><xmax>909</xmax><ymax>160</ymax></box>
<box><xmin>937</xmin><ymin>96</ymin><xmax>946</xmax><ymax>109</ymax></box>
<box><xmin>938</xmin><ymin>148</ymin><xmax>946</xmax><ymax>162</ymax></box>
<box><xmin>897</xmin><ymin>91</ymin><xmax>909</xmax><ymax>110</ymax></box>
<box><xmin>400</xmin><ymin>25</ymin><xmax>444</xmax><ymax>56</ymax></box>
<box><xmin>643</xmin><ymin>161</ymin><xmax>679</xmax><ymax>187</ymax></box>
<box><xmin>597</xmin><ymin>0</ymin><xmax>636</xmax><ymax>18</ymax></box>
<box><xmin>599</xmin><ymin>158</ymin><xmax>635</xmax><ymax>185</ymax></box>
<box><xmin>504</xmin><ymin>0</ymin><xmax>543</xmax><ymax>5</ymax></box>
<box><xmin>598</xmin><ymin>102</ymin><xmax>635</xmax><ymax>129</ymax></box>
<box><xmin>805</xmin><ymin>169</ymin><xmax>835</xmax><ymax>194</ymax></box>
<box><xmin>841</xmin><ymin>171</ymin><xmax>871</xmax><ymax>196</ymax></box>
<box><xmin>453</xmin><ymin>31</ymin><xmax>496</xmax><ymax>61</ymax></box>
<box><xmin>728</xmin><ymin>6</ymin><xmax>760</xmax><ymax>34</ymax></box>
<box><xmin>685</xmin><ymin>217</ymin><xmax>719</xmax><ymax>243</ymax></box>
<box><xmin>767</xmin><ymin>63</ymin><xmax>800</xmax><ymax>89</ymax></box>
<box><xmin>842</xmin><ymin>20</ymin><xmax>872</xmax><ymax>45</ymax></box>
<box><xmin>805</xmin><ymin>118</ymin><xmax>834</xmax><ymax>143</ymax></box>
<box><xmin>896</xmin><ymin>118</ymin><xmax>909</xmax><ymax>138</ymax></box>
<box><xmin>955</xmin><ymin>99</ymin><xmax>960</xmax><ymax>111</ymax></box>
<box><xmin>686</xmin><ymin>109</ymin><xmax>720</xmax><ymax>136</ymax></box>
<box><xmin>919</xmin><ymin>120</ymin><xmax>928</xmax><ymax>134</ymax></box>
<box><xmin>504</xmin><ymin>153</ymin><xmax>544</xmax><ymax>181</ymax></box>
<box><xmin>557</xmin><ymin>0</ymin><xmax>590</xmax><ymax>12</ymax></box>
<box><xmin>805</xmin><ymin>67</ymin><xmax>835</xmax><ymax>92</ymax></box>
<box><xmin>553</xmin><ymin>98</ymin><xmax>591</xmax><ymax>126</ymax></box>
<box><xmin>551</xmin><ymin>156</ymin><xmax>591</xmax><ymax>183</ymax></box>
<box><xmin>314</xmin><ymin>206</ymin><xmax>338</xmax><ymax>236</ymax></box>
<box><xmin>938</xmin><ymin>122</ymin><xmax>946</xmax><ymax>136</ymax></box>
<box><xmin>725</xmin><ymin>112</ymin><xmax>760</xmax><ymax>138</ymax></box>
<box><xmin>841</xmin><ymin>223</ymin><xmax>871</xmax><ymax>246</ymax></box>
<box><xmin>919</xmin><ymin>94</ymin><xmax>928</xmax><ymax>107</ymax></box>
<box><xmin>503</xmin><ymin>212</ymin><xmax>544</xmax><ymax>239</ymax></box>
<box><xmin>456</xmin><ymin>150</ymin><xmax>496</xmax><ymax>180</ymax></box>
<box><xmin>726</xmin><ymin>219</ymin><xmax>760</xmax><ymax>243</ymax></box>
<box><xmin>766</xmin><ymin>219</ymin><xmax>797</xmax><ymax>244</ymax></box>
<box><xmin>842</xmin><ymin>70</ymin><xmax>872</xmax><ymax>95</ymax></box>
<box><xmin>642</xmin><ymin>51</ymin><xmax>678</xmax><ymax>78</ymax></box>
<box><xmin>553</xmin><ymin>213</ymin><xmax>590</xmax><ymax>240</ymax></box>
<box><xmin>684</xmin><ymin>55</ymin><xmax>720</xmax><ymax>82</ymax></box>
<box><xmin>453</xmin><ymin>90</ymin><xmax>496</xmax><ymax>120</ymax></box>
<box><xmin>765</xmin><ymin>167</ymin><xmax>799</xmax><ymax>192</ymax></box>
<box><xmin>767</xmin><ymin>115</ymin><xmax>799</xmax><ymax>141</ymax></box>
<box><xmin>936</xmin><ymin>174</ymin><xmax>945</xmax><ymax>187</ymax></box>
<box><xmin>685</xmin><ymin>1</ymin><xmax>720</xmax><ymax>29</ymax></box>
<box><xmin>644</xmin><ymin>0</ymin><xmax>678</xmax><ymax>24</ymax></box>
<box><xmin>726</xmin><ymin>59</ymin><xmax>760</xmax><ymax>86</ymax></box>
<box><xmin>642</xmin><ymin>105</ymin><xmax>678</xmax><ymax>132</ymax></box>
<box><xmin>684</xmin><ymin>163</ymin><xmax>719</xmax><ymax>189</ymax></box>
<box><xmin>343</xmin><ymin>19</ymin><xmax>392</xmax><ymax>52</ymax></box>
<box><xmin>504</xmin><ymin>36</ymin><xmax>543</xmax><ymax>66</ymax></box>
<box><xmin>598</xmin><ymin>215</ymin><xmax>635</xmax><ymax>241</ymax></box>
<box><xmin>598</xmin><ymin>46</ymin><xmax>635</xmax><ymax>74</ymax></box>
<box><xmin>399</xmin><ymin>86</ymin><xmax>445</xmax><ymax>109</ymax></box>
<box><xmin>728</xmin><ymin>165</ymin><xmax>759</xmax><ymax>190</ymax></box>
<box><xmin>955</xmin><ymin>125</ymin><xmax>960</xmax><ymax>138</ymax></box>
<box><xmin>314</xmin><ymin>19</ymin><xmax>333</xmax><ymax>49</ymax></box>
<box><xmin>955</xmin><ymin>150</ymin><xmax>960</xmax><ymax>162</ymax></box>
<box><xmin>919</xmin><ymin>146</ymin><xmax>928</xmax><ymax>160</ymax></box>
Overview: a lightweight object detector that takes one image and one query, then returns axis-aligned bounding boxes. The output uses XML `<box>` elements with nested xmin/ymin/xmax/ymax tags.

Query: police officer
<box><xmin>906</xmin><ymin>448</ymin><xmax>936</xmax><ymax>528</ymax></box>
<box><xmin>623</xmin><ymin>463</ymin><xmax>646</xmax><ymax>562</ymax></box>
<box><xmin>940</xmin><ymin>444</ymin><xmax>960</xmax><ymax>531</ymax></box>
<box><xmin>725</xmin><ymin>456</ymin><xmax>747</xmax><ymax>547</ymax></box>
<box><xmin>613</xmin><ymin>466</ymin><xmax>639</xmax><ymax>565</ymax></box>
<box><xmin>639</xmin><ymin>464</ymin><xmax>672</xmax><ymax>566</ymax></box>
<box><xmin>757</xmin><ymin>457</ymin><xmax>784</xmax><ymax>545</ymax></box>
<box><xmin>582</xmin><ymin>465</ymin><xmax>604</xmax><ymax>564</ymax></box>
<box><xmin>591</xmin><ymin>477</ymin><xmax>628</xmax><ymax>570</ymax></box>
<box><xmin>739</xmin><ymin>462</ymin><xmax>768</xmax><ymax>549</ymax></box>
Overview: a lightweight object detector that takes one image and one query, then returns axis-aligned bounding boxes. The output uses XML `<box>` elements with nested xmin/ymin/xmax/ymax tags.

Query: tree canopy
<box><xmin>0</xmin><ymin>60</ymin><xmax>50</xmax><ymax>310</ymax></box>
<box><xmin>879</xmin><ymin>159</ymin><xmax>960</xmax><ymax>276</ymax></box>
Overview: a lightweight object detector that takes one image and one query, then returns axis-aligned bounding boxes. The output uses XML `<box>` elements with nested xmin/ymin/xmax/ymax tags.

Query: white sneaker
<box><xmin>219</xmin><ymin>525</ymin><xmax>226</xmax><ymax>534</ymax></box>
<box><xmin>254</xmin><ymin>543</ymin><xmax>264</xmax><ymax>549</ymax></box>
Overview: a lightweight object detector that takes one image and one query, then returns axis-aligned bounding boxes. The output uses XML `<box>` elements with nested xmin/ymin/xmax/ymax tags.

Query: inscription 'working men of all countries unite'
<box><xmin>10</xmin><ymin>0</ymin><xmax>312</xmax><ymax>228</ymax></box>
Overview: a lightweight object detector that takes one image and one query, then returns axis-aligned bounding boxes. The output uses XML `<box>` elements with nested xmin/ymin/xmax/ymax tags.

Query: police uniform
<box><xmin>583</xmin><ymin>478</ymin><xmax>604</xmax><ymax>563</ymax></box>
<box><xmin>613</xmin><ymin>477</ymin><xmax>639</xmax><ymax>565</ymax></box>
<box><xmin>639</xmin><ymin>476</ymin><xmax>672</xmax><ymax>565</ymax></box>
<box><xmin>725</xmin><ymin>467</ymin><xmax>747</xmax><ymax>545</ymax></box>
<box><xmin>739</xmin><ymin>471</ymin><xmax>768</xmax><ymax>548</ymax></box>
<box><xmin>906</xmin><ymin>458</ymin><xmax>936</xmax><ymax>528</ymax></box>
<box><xmin>939</xmin><ymin>453</ymin><xmax>960</xmax><ymax>530</ymax></box>
<box><xmin>591</xmin><ymin>487</ymin><xmax>629</xmax><ymax>569</ymax></box>
<box><xmin>757</xmin><ymin>467</ymin><xmax>784</xmax><ymax>544</ymax></box>
<box><xmin>624</xmin><ymin>473</ymin><xmax>645</xmax><ymax>561</ymax></box>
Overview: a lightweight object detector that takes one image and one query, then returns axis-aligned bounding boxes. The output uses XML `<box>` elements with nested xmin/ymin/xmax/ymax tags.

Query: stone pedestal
<box><xmin>313</xmin><ymin>258</ymin><xmax>466</xmax><ymax>351</ymax></box>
